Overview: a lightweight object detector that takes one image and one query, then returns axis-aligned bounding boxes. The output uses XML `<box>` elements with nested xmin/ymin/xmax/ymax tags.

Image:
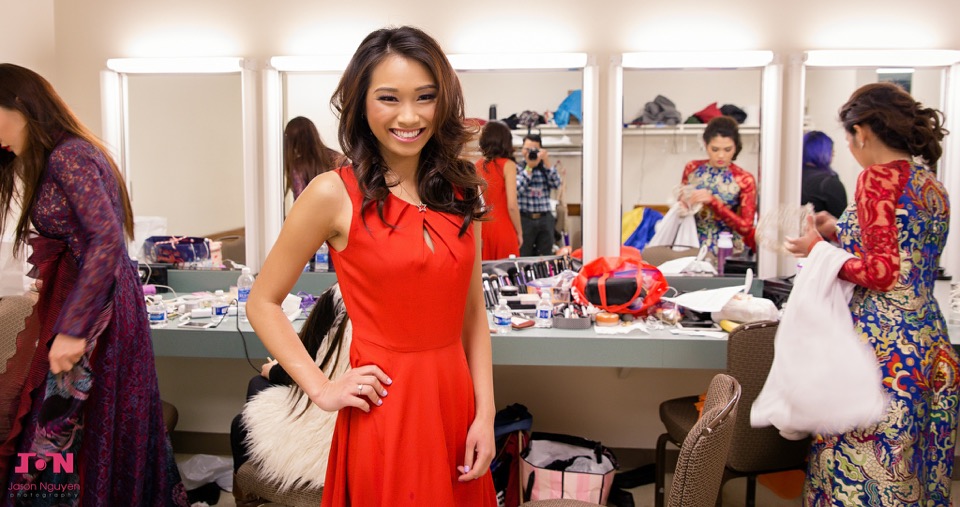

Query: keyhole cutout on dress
<box><xmin>423</xmin><ymin>226</ymin><xmax>435</xmax><ymax>253</ymax></box>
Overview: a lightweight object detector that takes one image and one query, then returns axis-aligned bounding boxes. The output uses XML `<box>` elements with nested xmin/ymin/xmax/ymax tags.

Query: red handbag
<box><xmin>573</xmin><ymin>246</ymin><xmax>668</xmax><ymax>315</ymax></box>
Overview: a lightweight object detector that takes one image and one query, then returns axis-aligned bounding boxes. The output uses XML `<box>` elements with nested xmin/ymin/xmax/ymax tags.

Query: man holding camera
<box><xmin>517</xmin><ymin>134</ymin><xmax>563</xmax><ymax>256</ymax></box>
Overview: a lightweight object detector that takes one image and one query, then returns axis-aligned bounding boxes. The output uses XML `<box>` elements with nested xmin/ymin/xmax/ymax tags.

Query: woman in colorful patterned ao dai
<box><xmin>678</xmin><ymin>115</ymin><xmax>757</xmax><ymax>256</ymax></box>
<box><xmin>786</xmin><ymin>82</ymin><xmax>959</xmax><ymax>506</ymax></box>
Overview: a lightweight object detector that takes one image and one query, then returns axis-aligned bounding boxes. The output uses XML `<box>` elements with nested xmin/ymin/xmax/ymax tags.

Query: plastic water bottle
<box><xmin>314</xmin><ymin>243</ymin><xmax>330</xmax><ymax>273</ymax></box>
<box><xmin>493</xmin><ymin>298</ymin><xmax>512</xmax><ymax>335</ymax></box>
<box><xmin>212</xmin><ymin>289</ymin><xmax>230</xmax><ymax>317</ymax></box>
<box><xmin>147</xmin><ymin>299</ymin><xmax>167</xmax><ymax>328</ymax></box>
<box><xmin>717</xmin><ymin>231</ymin><xmax>734</xmax><ymax>276</ymax></box>
<box><xmin>535</xmin><ymin>292</ymin><xmax>553</xmax><ymax>328</ymax></box>
<box><xmin>237</xmin><ymin>267</ymin><xmax>254</xmax><ymax>322</ymax></box>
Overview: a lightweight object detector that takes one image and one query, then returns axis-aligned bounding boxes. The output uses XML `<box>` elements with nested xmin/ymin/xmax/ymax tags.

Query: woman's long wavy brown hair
<box><xmin>840</xmin><ymin>82</ymin><xmax>948</xmax><ymax>169</ymax></box>
<box><xmin>0</xmin><ymin>63</ymin><xmax>134</xmax><ymax>254</ymax></box>
<box><xmin>331</xmin><ymin>26</ymin><xmax>486</xmax><ymax>236</ymax></box>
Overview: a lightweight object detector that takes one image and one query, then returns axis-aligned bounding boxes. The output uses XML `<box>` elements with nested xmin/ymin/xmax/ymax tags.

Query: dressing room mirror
<box><xmin>450</xmin><ymin>53</ymin><xmax>598</xmax><ymax>260</ymax></box>
<box><xmin>269</xmin><ymin>56</ymin><xmax>348</xmax><ymax>218</ymax></box>
<box><xmin>263</xmin><ymin>54</ymin><xmax>599</xmax><ymax>262</ymax></box>
<box><xmin>803</xmin><ymin>51</ymin><xmax>959</xmax><ymax>206</ymax></box>
<box><xmin>261</xmin><ymin>56</ymin><xmax>349</xmax><ymax>255</ymax></box>
<box><xmin>101</xmin><ymin>58</ymin><xmax>259</xmax><ymax>268</ymax></box>
<box><xmin>612</xmin><ymin>51</ymin><xmax>779</xmax><ymax>272</ymax></box>
<box><xmin>802</xmin><ymin>49</ymin><xmax>960</xmax><ymax>277</ymax></box>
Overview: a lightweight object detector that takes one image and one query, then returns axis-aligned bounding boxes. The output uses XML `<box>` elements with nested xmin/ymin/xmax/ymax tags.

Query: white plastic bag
<box><xmin>711</xmin><ymin>293</ymin><xmax>779</xmax><ymax>323</ymax></box>
<box><xmin>177</xmin><ymin>454</ymin><xmax>233</xmax><ymax>492</ymax></box>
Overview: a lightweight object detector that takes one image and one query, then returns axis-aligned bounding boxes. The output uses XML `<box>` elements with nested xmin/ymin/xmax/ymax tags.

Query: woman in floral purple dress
<box><xmin>0</xmin><ymin>64</ymin><xmax>187</xmax><ymax>506</ymax></box>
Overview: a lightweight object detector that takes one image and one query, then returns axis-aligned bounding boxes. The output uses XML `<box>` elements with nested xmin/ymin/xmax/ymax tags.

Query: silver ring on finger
<box><xmin>357</xmin><ymin>384</ymin><xmax>363</xmax><ymax>395</ymax></box>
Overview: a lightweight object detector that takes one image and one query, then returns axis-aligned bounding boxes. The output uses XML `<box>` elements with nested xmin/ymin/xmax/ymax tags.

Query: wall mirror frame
<box><xmin>448</xmin><ymin>52</ymin><xmax>599</xmax><ymax>262</ymax></box>
<box><xmin>263</xmin><ymin>52</ymin><xmax>600</xmax><ymax>263</ymax></box>
<box><xmin>263</xmin><ymin>55</ymin><xmax>351</xmax><ymax>262</ymax></box>
<box><xmin>608</xmin><ymin>51</ymin><xmax>782</xmax><ymax>278</ymax></box>
<box><xmin>800</xmin><ymin>49</ymin><xmax>960</xmax><ymax>277</ymax></box>
<box><xmin>100</xmin><ymin>57</ymin><xmax>261</xmax><ymax>268</ymax></box>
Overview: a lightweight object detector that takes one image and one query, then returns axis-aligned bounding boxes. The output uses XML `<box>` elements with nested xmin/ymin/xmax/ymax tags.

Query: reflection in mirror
<box><xmin>801</xmin><ymin>50</ymin><xmax>960</xmax><ymax>279</ymax></box>
<box><xmin>281</xmin><ymin>72</ymin><xmax>344</xmax><ymax>215</ymax></box>
<box><xmin>125</xmin><ymin>73</ymin><xmax>245</xmax><ymax>264</ymax></box>
<box><xmin>458</xmin><ymin>69</ymin><xmax>585</xmax><ymax>256</ymax></box>
<box><xmin>620</xmin><ymin>68</ymin><xmax>762</xmax><ymax>261</ymax></box>
<box><xmin>804</xmin><ymin>66</ymin><xmax>946</xmax><ymax>207</ymax></box>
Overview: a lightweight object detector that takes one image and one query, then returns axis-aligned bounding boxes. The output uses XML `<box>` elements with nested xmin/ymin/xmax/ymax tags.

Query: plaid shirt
<box><xmin>516</xmin><ymin>163</ymin><xmax>561</xmax><ymax>213</ymax></box>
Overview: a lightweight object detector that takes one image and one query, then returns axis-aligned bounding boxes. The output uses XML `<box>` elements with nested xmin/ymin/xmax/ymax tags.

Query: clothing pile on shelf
<box><xmin>626</xmin><ymin>95</ymin><xmax>750</xmax><ymax>127</ymax></box>
<box><xmin>628</xmin><ymin>95</ymin><xmax>683</xmax><ymax>126</ymax></box>
<box><xmin>497</xmin><ymin>89</ymin><xmax>583</xmax><ymax>130</ymax></box>
<box><xmin>684</xmin><ymin>102</ymin><xmax>748</xmax><ymax>124</ymax></box>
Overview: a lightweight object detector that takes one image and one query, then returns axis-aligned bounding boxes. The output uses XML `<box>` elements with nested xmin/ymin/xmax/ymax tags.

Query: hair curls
<box><xmin>840</xmin><ymin>82</ymin><xmax>948</xmax><ymax>167</ymax></box>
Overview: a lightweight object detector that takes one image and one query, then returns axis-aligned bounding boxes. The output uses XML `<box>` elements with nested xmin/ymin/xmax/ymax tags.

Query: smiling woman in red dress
<box><xmin>247</xmin><ymin>26</ymin><xmax>497</xmax><ymax>506</ymax></box>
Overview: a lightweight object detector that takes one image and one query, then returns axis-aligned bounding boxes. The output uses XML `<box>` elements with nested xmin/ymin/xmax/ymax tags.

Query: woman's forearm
<box><xmin>247</xmin><ymin>297</ymin><xmax>330</xmax><ymax>399</ymax></box>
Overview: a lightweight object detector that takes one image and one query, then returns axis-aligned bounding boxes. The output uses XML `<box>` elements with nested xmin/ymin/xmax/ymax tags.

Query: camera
<box><xmin>526</xmin><ymin>148</ymin><xmax>539</xmax><ymax>161</ymax></box>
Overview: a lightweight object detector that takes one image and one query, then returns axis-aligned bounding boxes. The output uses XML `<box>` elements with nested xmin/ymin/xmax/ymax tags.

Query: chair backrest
<box><xmin>725</xmin><ymin>321</ymin><xmax>810</xmax><ymax>473</ymax></box>
<box><xmin>0</xmin><ymin>295</ymin><xmax>34</xmax><ymax>375</ymax></box>
<box><xmin>668</xmin><ymin>373</ymin><xmax>741</xmax><ymax>507</ymax></box>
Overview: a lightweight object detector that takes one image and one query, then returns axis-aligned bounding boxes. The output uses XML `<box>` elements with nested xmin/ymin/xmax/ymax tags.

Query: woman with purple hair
<box><xmin>801</xmin><ymin>130</ymin><xmax>848</xmax><ymax>218</ymax></box>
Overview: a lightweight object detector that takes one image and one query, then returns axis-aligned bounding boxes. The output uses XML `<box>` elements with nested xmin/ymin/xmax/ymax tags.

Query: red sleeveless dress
<box><xmin>475</xmin><ymin>158</ymin><xmax>520</xmax><ymax>260</ymax></box>
<box><xmin>322</xmin><ymin>167</ymin><xmax>497</xmax><ymax>506</ymax></box>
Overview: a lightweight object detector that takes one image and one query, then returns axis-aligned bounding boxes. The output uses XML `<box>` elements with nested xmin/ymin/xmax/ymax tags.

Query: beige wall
<box><xmin>1</xmin><ymin>0</ymin><xmax>56</xmax><ymax>78</ymax></box>
<box><xmin>36</xmin><ymin>0</ymin><xmax>960</xmax><ymax>447</ymax></box>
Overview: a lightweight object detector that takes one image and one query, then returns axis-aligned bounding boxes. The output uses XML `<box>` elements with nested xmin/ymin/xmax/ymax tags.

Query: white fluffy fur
<box><xmin>241</xmin><ymin>320</ymin><xmax>351</xmax><ymax>492</ymax></box>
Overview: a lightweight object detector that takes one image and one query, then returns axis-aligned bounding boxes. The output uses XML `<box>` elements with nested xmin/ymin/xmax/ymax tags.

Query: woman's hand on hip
<box><xmin>49</xmin><ymin>333</ymin><xmax>87</xmax><ymax>374</ymax></box>
<box><xmin>310</xmin><ymin>364</ymin><xmax>392</xmax><ymax>413</ymax></box>
<box><xmin>458</xmin><ymin>414</ymin><xmax>495</xmax><ymax>482</ymax></box>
